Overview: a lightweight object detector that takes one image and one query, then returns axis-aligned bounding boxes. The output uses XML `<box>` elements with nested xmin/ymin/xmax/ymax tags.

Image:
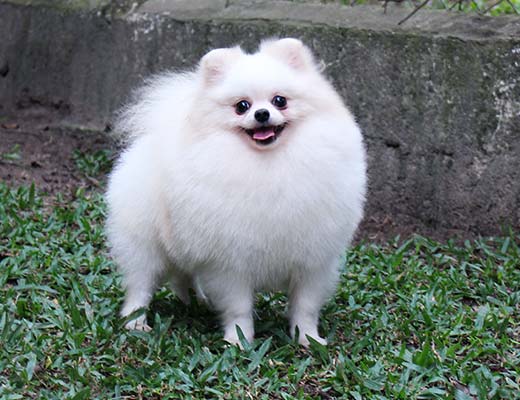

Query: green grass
<box><xmin>1</xmin><ymin>145</ymin><xmax>21</xmax><ymax>162</ymax></box>
<box><xmin>0</xmin><ymin>181</ymin><xmax>519</xmax><ymax>399</ymax></box>
<box><xmin>315</xmin><ymin>0</ymin><xmax>520</xmax><ymax>16</ymax></box>
<box><xmin>416</xmin><ymin>0</ymin><xmax>520</xmax><ymax>16</ymax></box>
<box><xmin>72</xmin><ymin>149</ymin><xmax>114</xmax><ymax>178</ymax></box>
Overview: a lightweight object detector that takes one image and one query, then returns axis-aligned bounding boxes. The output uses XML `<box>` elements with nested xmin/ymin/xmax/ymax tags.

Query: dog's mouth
<box><xmin>243</xmin><ymin>124</ymin><xmax>286</xmax><ymax>146</ymax></box>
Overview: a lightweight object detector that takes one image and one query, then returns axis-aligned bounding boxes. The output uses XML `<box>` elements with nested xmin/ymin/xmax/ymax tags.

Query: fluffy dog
<box><xmin>106</xmin><ymin>38</ymin><xmax>366</xmax><ymax>346</ymax></box>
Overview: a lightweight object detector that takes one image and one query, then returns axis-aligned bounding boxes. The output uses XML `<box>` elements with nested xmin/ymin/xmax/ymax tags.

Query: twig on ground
<box><xmin>506</xmin><ymin>0</ymin><xmax>520</xmax><ymax>12</ymax></box>
<box><xmin>481</xmin><ymin>0</ymin><xmax>505</xmax><ymax>13</ymax></box>
<box><xmin>471</xmin><ymin>0</ymin><xmax>484</xmax><ymax>12</ymax></box>
<box><xmin>447</xmin><ymin>0</ymin><xmax>462</xmax><ymax>11</ymax></box>
<box><xmin>398</xmin><ymin>0</ymin><xmax>430</xmax><ymax>24</ymax></box>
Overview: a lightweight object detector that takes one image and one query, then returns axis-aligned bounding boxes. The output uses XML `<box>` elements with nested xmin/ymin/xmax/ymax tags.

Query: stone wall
<box><xmin>1</xmin><ymin>0</ymin><xmax>519</xmax><ymax>237</ymax></box>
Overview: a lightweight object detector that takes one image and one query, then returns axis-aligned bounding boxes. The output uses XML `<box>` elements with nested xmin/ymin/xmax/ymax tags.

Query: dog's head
<box><xmin>195</xmin><ymin>38</ymin><xmax>334</xmax><ymax>150</ymax></box>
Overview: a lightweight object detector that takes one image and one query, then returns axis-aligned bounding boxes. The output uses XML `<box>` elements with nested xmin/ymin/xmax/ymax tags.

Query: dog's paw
<box><xmin>291</xmin><ymin>324</ymin><xmax>327</xmax><ymax>347</ymax></box>
<box><xmin>124</xmin><ymin>319</ymin><xmax>152</xmax><ymax>332</ymax></box>
<box><xmin>224</xmin><ymin>335</ymin><xmax>245</xmax><ymax>349</ymax></box>
<box><xmin>223</xmin><ymin>326</ymin><xmax>253</xmax><ymax>350</ymax></box>
<box><xmin>299</xmin><ymin>333</ymin><xmax>327</xmax><ymax>347</ymax></box>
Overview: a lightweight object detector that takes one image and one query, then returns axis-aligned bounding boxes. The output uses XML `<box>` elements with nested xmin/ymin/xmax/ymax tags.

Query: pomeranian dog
<box><xmin>106</xmin><ymin>38</ymin><xmax>366</xmax><ymax>346</ymax></box>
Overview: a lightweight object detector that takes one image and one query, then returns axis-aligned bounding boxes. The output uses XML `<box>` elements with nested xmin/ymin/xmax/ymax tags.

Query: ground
<box><xmin>0</xmin><ymin>121</ymin><xmax>110</xmax><ymax>195</ymax></box>
<box><xmin>1</xmin><ymin>118</ymin><xmax>518</xmax><ymax>399</ymax></box>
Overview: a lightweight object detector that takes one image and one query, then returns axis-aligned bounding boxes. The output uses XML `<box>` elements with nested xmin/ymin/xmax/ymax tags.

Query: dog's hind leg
<box><xmin>115</xmin><ymin>238</ymin><xmax>166</xmax><ymax>332</ymax></box>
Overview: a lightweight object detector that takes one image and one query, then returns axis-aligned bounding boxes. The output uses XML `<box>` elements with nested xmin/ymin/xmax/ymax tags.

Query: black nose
<box><xmin>254</xmin><ymin>109</ymin><xmax>270</xmax><ymax>123</ymax></box>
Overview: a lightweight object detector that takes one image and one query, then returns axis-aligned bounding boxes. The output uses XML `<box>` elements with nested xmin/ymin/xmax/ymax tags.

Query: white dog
<box><xmin>106</xmin><ymin>38</ymin><xmax>366</xmax><ymax>346</ymax></box>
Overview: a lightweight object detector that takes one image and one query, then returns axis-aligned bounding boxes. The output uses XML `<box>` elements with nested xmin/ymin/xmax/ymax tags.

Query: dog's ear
<box><xmin>260</xmin><ymin>38</ymin><xmax>317</xmax><ymax>71</ymax></box>
<box><xmin>200</xmin><ymin>46</ymin><xmax>243</xmax><ymax>85</ymax></box>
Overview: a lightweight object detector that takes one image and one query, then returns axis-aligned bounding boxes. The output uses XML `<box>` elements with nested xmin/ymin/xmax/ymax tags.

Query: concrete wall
<box><xmin>1</xmin><ymin>0</ymin><xmax>519</xmax><ymax>238</ymax></box>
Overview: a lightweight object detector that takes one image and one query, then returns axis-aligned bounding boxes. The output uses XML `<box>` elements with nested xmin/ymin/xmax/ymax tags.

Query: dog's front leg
<box><xmin>289</xmin><ymin>264</ymin><xmax>339</xmax><ymax>346</ymax></box>
<box><xmin>199</xmin><ymin>270</ymin><xmax>254</xmax><ymax>347</ymax></box>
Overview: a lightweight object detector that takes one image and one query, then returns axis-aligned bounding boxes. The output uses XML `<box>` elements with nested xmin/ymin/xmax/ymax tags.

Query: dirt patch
<box><xmin>0</xmin><ymin>120</ymin><xmax>113</xmax><ymax>195</ymax></box>
<box><xmin>0</xmin><ymin>119</ymin><xmax>476</xmax><ymax>243</ymax></box>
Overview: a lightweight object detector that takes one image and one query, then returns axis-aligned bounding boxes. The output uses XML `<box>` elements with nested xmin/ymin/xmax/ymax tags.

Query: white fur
<box><xmin>106</xmin><ymin>38</ymin><xmax>366</xmax><ymax>346</ymax></box>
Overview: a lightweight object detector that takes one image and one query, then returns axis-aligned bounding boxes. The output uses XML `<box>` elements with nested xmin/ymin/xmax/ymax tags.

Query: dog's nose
<box><xmin>254</xmin><ymin>109</ymin><xmax>270</xmax><ymax>123</ymax></box>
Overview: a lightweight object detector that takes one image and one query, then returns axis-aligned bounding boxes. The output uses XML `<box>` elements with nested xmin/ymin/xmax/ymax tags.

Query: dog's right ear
<box><xmin>200</xmin><ymin>47</ymin><xmax>243</xmax><ymax>85</ymax></box>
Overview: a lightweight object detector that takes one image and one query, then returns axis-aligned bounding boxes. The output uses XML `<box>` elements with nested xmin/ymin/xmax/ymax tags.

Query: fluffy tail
<box><xmin>113</xmin><ymin>71</ymin><xmax>197</xmax><ymax>143</ymax></box>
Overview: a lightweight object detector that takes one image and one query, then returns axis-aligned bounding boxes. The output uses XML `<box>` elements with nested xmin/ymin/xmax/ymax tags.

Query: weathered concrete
<box><xmin>0</xmin><ymin>0</ymin><xmax>519</xmax><ymax>238</ymax></box>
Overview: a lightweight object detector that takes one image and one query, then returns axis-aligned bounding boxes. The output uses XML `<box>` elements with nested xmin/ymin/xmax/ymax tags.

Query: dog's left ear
<box><xmin>200</xmin><ymin>46</ymin><xmax>243</xmax><ymax>85</ymax></box>
<box><xmin>260</xmin><ymin>38</ymin><xmax>317</xmax><ymax>71</ymax></box>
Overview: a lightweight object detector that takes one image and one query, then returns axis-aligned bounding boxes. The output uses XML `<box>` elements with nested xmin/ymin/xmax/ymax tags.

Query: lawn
<box><xmin>0</xmin><ymin>151</ymin><xmax>519</xmax><ymax>399</ymax></box>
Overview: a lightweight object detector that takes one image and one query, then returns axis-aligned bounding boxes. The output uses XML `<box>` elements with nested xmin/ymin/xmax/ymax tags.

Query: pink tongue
<box><xmin>252</xmin><ymin>129</ymin><xmax>275</xmax><ymax>140</ymax></box>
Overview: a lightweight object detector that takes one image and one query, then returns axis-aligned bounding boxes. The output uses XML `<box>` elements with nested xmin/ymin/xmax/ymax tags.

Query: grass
<box><xmin>0</xmin><ymin>152</ymin><xmax>519</xmax><ymax>399</ymax></box>
<box><xmin>72</xmin><ymin>149</ymin><xmax>114</xmax><ymax>178</ymax></box>
<box><xmin>316</xmin><ymin>0</ymin><xmax>520</xmax><ymax>16</ymax></box>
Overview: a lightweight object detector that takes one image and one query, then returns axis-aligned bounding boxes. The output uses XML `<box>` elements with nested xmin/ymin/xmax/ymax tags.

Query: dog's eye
<box><xmin>272</xmin><ymin>96</ymin><xmax>287</xmax><ymax>109</ymax></box>
<box><xmin>235</xmin><ymin>100</ymin><xmax>250</xmax><ymax>115</ymax></box>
